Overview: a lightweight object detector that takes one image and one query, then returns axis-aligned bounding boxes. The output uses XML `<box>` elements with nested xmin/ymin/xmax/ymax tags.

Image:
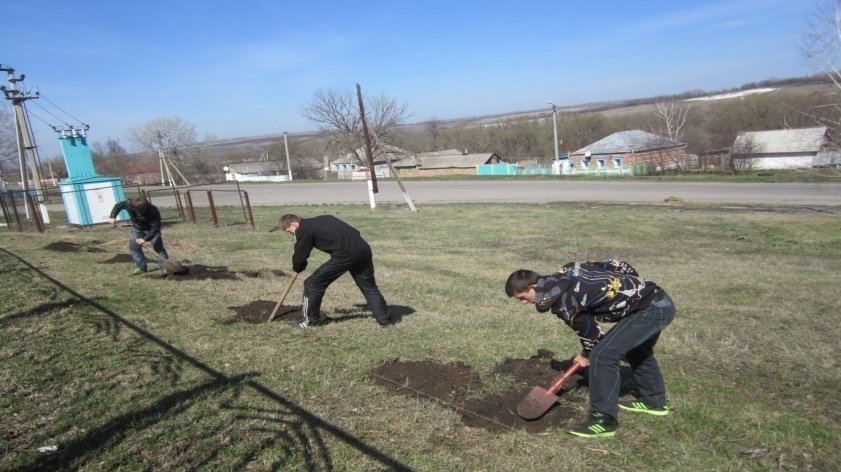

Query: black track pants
<box><xmin>301</xmin><ymin>249</ymin><xmax>390</xmax><ymax>325</ymax></box>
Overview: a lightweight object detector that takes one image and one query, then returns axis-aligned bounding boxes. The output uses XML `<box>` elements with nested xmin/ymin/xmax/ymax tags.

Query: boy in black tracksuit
<box><xmin>280</xmin><ymin>214</ymin><xmax>392</xmax><ymax>328</ymax></box>
<box><xmin>505</xmin><ymin>259</ymin><xmax>675</xmax><ymax>438</ymax></box>
<box><xmin>109</xmin><ymin>197</ymin><xmax>170</xmax><ymax>275</ymax></box>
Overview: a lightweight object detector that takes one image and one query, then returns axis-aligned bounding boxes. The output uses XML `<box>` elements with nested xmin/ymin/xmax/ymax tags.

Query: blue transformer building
<box><xmin>56</xmin><ymin>127</ymin><xmax>126</xmax><ymax>226</ymax></box>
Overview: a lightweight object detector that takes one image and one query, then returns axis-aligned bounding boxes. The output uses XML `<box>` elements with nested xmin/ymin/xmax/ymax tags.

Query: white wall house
<box><xmin>731</xmin><ymin>127</ymin><xmax>829</xmax><ymax>170</ymax></box>
<box><xmin>223</xmin><ymin>162</ymin><xmax>289</xmax><ymax>182</ymax></box>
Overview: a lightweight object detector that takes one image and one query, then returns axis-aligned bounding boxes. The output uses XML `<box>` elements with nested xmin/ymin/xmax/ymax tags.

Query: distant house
<box><xmin>571</xmin><ymin>130</ymin><xmax>688</xmax><ymax>173</ymax></box>
<box><xmin>329</xmin><ymin>144</ymin><xmax>408</xmax><ymax>179</ymax></box>
<box><xmin>328</xmin><ymin>147</ymin><xmax>506</xmax><ymax>178</ymax></box>
<box><xmin>392</xmin><ymin>149</ymin><xmax>506</xmax><ymax>177</ymax></box>
<box><xmin>223</xmin><ymin>161</ymin><xmax>288</xmax><ymax>182</ymax></box>
<box><xmin>121</xmin><ymin>163</ymin><xmax>160</xmax><ymax>185</ymax></box>
<box><xmin>731</xmin><ymin>127</ymin><xmax>832</xmax><ymax>170</ymax></box>
<box><xmin>224</xmin><ymin>158</ymin><xmax>326</xmax><ymax>181</ymax></box>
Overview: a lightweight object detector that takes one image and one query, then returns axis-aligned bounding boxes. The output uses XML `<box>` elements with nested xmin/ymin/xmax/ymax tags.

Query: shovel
<box><xmin>517</xmin><ymin>362</ymin><xmax>581</xmax><ymax>420</ymax></box>
<box><xmin>267</xmin><ymin>272</ymin><xmax>299</xmax><ymax>322</ymax></box>
<box><xmin>114</xmin><ymin>224</ymin><xmax>186</xmax><ymax>274</ymax></box>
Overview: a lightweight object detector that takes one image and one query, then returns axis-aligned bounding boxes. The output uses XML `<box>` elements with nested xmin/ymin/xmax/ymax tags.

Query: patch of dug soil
<box><xmin>370</xmin><ymin>354</ymin><xmax>592</xmax><ymax>434</ymax></box>
<box><xmin>216</xmin><ymin>300</ymin><xmax>304</xmax><ymax>325</ymax></box>
<box><xmin>43</xmin><ymin>241</ymin><xmax>105</xmax><ymax>253</ymax></box>
<box><xmin>167</xmin><ymin>264</ymin><xmax>240</xmax><ymax>282</ymax></box>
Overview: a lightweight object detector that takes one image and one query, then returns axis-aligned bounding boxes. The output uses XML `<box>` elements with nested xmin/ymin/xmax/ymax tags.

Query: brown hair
<box><xmin>279</xmin><ymin>214</ymin><xmax>302</xmax><ymax>230</ymax></box>
<box><xmin>130</xmin><ymin>197</ymin><xmax>149</xmax><ymax>213</ymax></box>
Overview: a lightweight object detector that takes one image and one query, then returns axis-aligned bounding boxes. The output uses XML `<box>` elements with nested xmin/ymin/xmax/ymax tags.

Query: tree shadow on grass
<box><xmin>1</xmin><ymin>247</ymin><xmax>412</xmax><ymax>471</ymax></box>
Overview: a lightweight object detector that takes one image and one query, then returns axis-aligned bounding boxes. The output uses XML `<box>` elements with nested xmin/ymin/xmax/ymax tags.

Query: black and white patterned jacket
<box><xmin>534</xmin><ymin>260</ymin><xmax>659</xmax><ymax>352</ymax></box>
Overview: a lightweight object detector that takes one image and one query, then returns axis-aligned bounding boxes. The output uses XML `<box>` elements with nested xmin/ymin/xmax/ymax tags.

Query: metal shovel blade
<box><xmin>517</xmin><ymin>386</ymin><xmax>561</xmax><ymax>420</ymax></box>
<box><xmin>161</xmin><ymin>258</ymin><xmax>186</xmax><ymax>274</ymax></box>
<box><xmin>516</xmin><ymin>362</ymin><xmax>581</xmax><ymax>420</ymax></box>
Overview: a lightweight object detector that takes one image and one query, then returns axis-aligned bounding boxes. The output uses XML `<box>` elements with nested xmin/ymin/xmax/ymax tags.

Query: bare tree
<box><xmin>731</xmin><ymin>132</ymin><xmax>763</xmax><ymax>174</ymax></box>
<box><xmin>0</xmin><ymin>103</ymin><xmax>18</xmax><ymax>184</ymax></box>
<box><xmin>89</xmin><ymin>137</ymin><xmax>128</xmax><ymax>177</ymax></box>
<box><xmin>300</xmin><ymin>88</ymin><xmax>409</xmax><ymax>162</ymax></box>
<box><xmin>648</xmin><ymin>102</ymin><xmax>692</xmax><ymax>173</ymax></box>
<box><xmin>424</xmin><ymin>117</ymin><xmax>442</xmax><ymax>151</ymax></box>
<box><xmin>127</xmin><ymin>116</ymin><xmax>198</xmax><ymax>160</ymax></box>
<box><xmin>800</xmin><ymin>0</ymin><xmax>841</xmax><ymax>176</ymax></box>
<box><xmin>653</xmin><ymin>101</ymin><xmax>691</xmax><ymax>141</ymax></box>
<box><xmin>497</xmin><ymin>119</ymin><xmax>544</xmax><ymax>158</ymax></box>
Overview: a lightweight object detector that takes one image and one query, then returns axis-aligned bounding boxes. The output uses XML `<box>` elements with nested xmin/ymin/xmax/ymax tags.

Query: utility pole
<box><xmin>283</xmin><ymin>132</ymin><xmax>292</xmax><ymax>181</ymax></box>
<box><xmin>1</xmin><ymin>64</ymin><xmax>47</xmax><ymax>218</ymax></box>
<box><xmin>547</xmin><ymin>101</ymin><xmax>559</xmax><ymax>159</ymax></box>
<box><xmin>356</xmin><ymin>84</ymin><xmax>377</xmax><ymax>192</ymax></box>
<box><xmin>157</xmin><ymin>147</ymin><xmax>167</xmax><ymax>186</ymax></box>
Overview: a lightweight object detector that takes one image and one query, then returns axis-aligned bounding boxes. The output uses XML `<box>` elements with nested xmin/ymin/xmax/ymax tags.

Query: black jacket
<box><xmin>291</xmin><ymin>215</ymin><xmax>371</xmax><ymax>272</ymax></box>
<box><xmin>110</xmin><ymin>200</ymin><xmax>163</xmax><ymax>241</ymax></box>
<box><xmin>534</xmin><ymin>260</ymin><xmax>659</xmax><ymax>352</ymax></box>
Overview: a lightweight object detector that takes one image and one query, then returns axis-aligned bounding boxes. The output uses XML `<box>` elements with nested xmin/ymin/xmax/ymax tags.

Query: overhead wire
<box><xmin>37</xmin><ymin>91</ymin><xmax>87</xmax><ymax>127</ymax></box>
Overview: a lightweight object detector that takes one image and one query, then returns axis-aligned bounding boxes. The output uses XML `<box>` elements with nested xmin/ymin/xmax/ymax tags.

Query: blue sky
<box><xmin>2</xmin><ymin>0</ymin><xmax>817</xmax><ymax>157</ymax></box>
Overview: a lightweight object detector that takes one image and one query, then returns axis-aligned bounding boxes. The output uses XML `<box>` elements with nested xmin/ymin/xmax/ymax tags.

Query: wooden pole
<box><xmin>356</xmin><ymin>83</ymin><xmax>378</xmax><ymax>193</ymax></box>
<box><xmin>369</xmin><ymin>127</ymin><xmax>418</xmax><ymax>212</ymax></box>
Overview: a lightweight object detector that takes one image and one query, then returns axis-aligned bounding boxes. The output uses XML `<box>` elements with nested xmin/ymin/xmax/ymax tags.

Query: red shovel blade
<box><xmin>517</xmin><ymin>362</ymin><xmax>580</xmax><ymax>420</ymax></box>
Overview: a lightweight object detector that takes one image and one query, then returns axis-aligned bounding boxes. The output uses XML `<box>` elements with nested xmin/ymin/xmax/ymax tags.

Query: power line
<box><xmin>37</xmin><ymin>91</ymin><xmax>87</xmax><ymax>127</ymax></box>
<box><xmin>28</xmin><ymin>98</ymin><xmax>71</xmax><ymax>128</ymax></box>
<box><xmin>22</xmin><ymin>105</ymin><xmax>55</xmax><ymax>127</ymax></box>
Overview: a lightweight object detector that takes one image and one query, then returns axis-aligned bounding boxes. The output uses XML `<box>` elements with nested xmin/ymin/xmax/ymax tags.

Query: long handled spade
<box><xmin>268</xmin><ymin>272</ymin><xmax>299</xmax><ymax>322</ymax></box>
<box><xmin>114</xmin><ymin>225</ymin><xmax>185</xmax><ymax>274</ymax></box>
<box><xmin>517</xmin><ymin>362</ymin><xmax>581</xmax><ymax>420</ymax></box>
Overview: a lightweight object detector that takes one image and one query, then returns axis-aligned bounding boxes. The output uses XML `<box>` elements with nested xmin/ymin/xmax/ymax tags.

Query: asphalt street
<box><xmin>138</xmin><ymin>180</ymin><xmax>841</xmax><ymax>208</ymax></box>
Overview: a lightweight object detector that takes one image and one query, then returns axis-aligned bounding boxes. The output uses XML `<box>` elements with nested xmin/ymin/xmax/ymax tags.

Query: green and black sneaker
<box><xmin>132</xmin><ymin>268</ymin><xmax>147</xmax><ymax>276</ymax></box>
<box><xmin>619</xmin><ymin>400</ymin><xmax>670</xmax><ymax>416</ymax></box>
<box><xmin>566</xmin><ymin>413</ymin><xmax>617</xmax><ymax>438</ymax></box>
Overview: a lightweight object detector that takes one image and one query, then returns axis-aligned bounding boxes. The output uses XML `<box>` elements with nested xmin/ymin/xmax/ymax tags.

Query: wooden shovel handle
<box><xmin>114</xmin><ymin>224</ymin><xmax>163</xmax><ymax>259</ymax></box>
<box><xmin>547</xmin><ymin>362</ymin><xmax>581</xmax><ymax>395</ymax></box>
<box><xmin>268</xmin><ymin>272</ymin><xmax>298</xmax><ymax>322</ymax></box>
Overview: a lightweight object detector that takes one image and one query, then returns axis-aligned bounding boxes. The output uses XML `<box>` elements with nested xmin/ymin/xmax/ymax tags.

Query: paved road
<box><xmin>140</xmin><ymin>180</ymin><xmax>841</xmax><ymax>208</ymax></box>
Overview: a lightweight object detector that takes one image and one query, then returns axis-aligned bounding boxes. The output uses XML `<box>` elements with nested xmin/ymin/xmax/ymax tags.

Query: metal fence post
<box><xmin>185</xmin><ymin>191</ymin><xmax>196</xmax><ymax>223</ymax></box>
<box><xmin>207</xmin><ymin>190</ymin><xmax>219</xmax><ymax>227</ymax></box>
<box><xmin>242</xmin><ymin>191</ymin><xmax>255</xmax><ymax>229</ymax></box>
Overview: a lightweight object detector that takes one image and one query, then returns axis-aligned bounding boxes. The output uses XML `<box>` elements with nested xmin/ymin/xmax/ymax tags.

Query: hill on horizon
<box><xmin>208</xmin><ymin>75</ymin><xmax>834</xmax><ymax>152</ymax></box>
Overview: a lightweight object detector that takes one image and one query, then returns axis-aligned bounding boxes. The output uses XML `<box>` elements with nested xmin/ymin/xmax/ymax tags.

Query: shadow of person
<box><xmin>386</xmin><ymin>304</ymin><xmax>415</xmax><ymax>323</ymax></box>
<box><xmin>330</xmin><ymin>304</ymin><xmax>416</xmax><ymax>324</ymax></box>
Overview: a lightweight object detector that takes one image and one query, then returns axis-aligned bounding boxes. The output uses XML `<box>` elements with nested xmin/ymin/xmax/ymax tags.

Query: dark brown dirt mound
<box><xmin>167</xmin><ymin>265</ymin><xmax>240</xmax><ymax>281</ymax></box>
<box><xmin>217</xmin><ymin>300</ymin><xmax>304</xmax><ymax>325</ymax></box>
<box><xmin>43</xmin><ymin>241</ymin><xmax>105</xmax><ymax>253</ymax></box>
<box><xmin>372</xmin><ymin>359</ymin><xmax>484</xmax><ymax>405</ymax></box>
<box><xmin>370</xmin><ymin>355</ymin><xmax>590</xmax><ymax>434</ymax></box>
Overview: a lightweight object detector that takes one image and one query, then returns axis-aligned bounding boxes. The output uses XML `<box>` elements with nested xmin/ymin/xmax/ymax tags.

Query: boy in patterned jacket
<box><xmin>505</xmin><ymin>259</ymin><xmax>676</xmax><ymax>438</ymax></box>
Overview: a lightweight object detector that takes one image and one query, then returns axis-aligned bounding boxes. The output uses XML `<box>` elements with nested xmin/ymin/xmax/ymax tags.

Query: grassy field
<box><xmin>1</xmin><ymin>202</ymin><xmax>840</xmax><ymax>471</ymax></box>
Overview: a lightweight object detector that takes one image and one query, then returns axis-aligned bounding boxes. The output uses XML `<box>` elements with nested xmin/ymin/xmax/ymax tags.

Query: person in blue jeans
<box><xmin>109</xmin><ymin>197</ymin><xmax>171</xmax><ymax>275</ymax></box>
<box><xmin>505</xmin><ymin>259</ymin><xmax>676</xmax><ymax>438</ymax></box>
